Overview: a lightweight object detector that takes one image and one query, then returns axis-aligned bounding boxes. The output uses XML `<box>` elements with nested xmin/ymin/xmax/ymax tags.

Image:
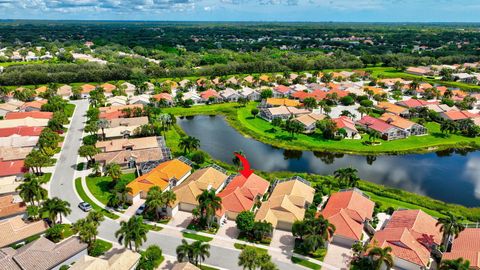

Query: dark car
<box><xmin>78</xmin><ymin>202</ymin><xmax>92</xmax><ymax>212</ymax></box>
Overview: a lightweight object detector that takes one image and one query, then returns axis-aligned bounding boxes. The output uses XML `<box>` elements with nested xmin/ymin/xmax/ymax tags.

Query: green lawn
<box><xmin>145</xmin><ymin>223</ymin><xmax>163</xmax><ymax>232</ymax></box>
<box><xmin>199</xmin><ymin>265</ymin><xmax>220</xmax><ymax>270</ymax></box>
<box><xmin>89</xmin><ymin>239</ymin><xmax>113</xmax><ymax>257</ymax></box>
<box><xmin>183</xmin><ymin>232</ymin><xmax>213</xmax><ymax>242</ymax></box>
<box><xmin>64</xmin><ymin>104</ymin><xmax>76</xmax><ymax>118</ymax></box>
<box><xmin>291</xmin><ymin>256</ymin><xmax>322</xmax><ymax>270</ymax></box>
<box><xmin>74</xmin><ymin>177</ymin><xmax>119</xmax><ymax>220</ymax></box>
<box><xmin>233</xmin><ymin>243</ymin><xmax>268</xmax><ymax>253</ymax></box>
<box><xmin>85</xmin><ymin>173</ymin><xmax>136</xmax><ymax>206</ymax></box>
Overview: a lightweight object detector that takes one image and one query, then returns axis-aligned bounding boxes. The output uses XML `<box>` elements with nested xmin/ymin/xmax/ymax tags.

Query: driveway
<box><xmin>322</xmin><ymin>244</ymin><xmax>354</xmax><ymax>270</ymax></box>
<box><xmin>167</xmin><ymin>210</ymin><xmax>193</xmax><ymax>229</ymax></box>
<box><xmin>270</xmin><ymin>229</ymin><xmax>295</xmax><ymax>255</ymax></box>
<box><xmin>216</xmin><ymin>219</ymin><xmax>239</xmax><ymax>240</ymax></box>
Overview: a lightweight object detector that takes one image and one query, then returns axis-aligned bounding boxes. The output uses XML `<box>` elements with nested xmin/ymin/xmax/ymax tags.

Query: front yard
<box><xmin>85</xmin><ymin>173</ymin><xmax>136</xmax><ymax>205</ymax></box>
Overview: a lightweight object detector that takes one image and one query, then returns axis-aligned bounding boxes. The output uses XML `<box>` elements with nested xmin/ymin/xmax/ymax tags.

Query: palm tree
<box><xmin>73</xmin><ymin>218</ymin><xmax>98</xmax><ymax>246</ymax></box>
<box><xmin>196</xmin><ymin>189</ymin><xmax>222</xmax><ymax>229</ymax></box>
<box><xmin>40</xmin><ymin>197</ymin><xmax>71</xmax><ymax>225</ymax></box>
<box><xmin>436</xmin><ymin>213</ymin><xmax>466</xmax><ymax>248</ymax></box>
<box><xmin>97</xmin><ymin>119</ymin><xmax>110</xmax><ymax>141</ymax></box>
<box><xmin>16</xmin><ymin>174</ymin><xmax>48</xmax><ymax>206</ymax></box>
<box><xmin>191</xmin><ymin>240</ymin><xmax>211</xmax><ymax>265</ymax></box>
<box><xmin>162</xmin><ymin>190</ymin><xmax>177</xmax><ymax>213</ymax></box>
<box><xmin>368</xmin><ymin>246</ymin><xmax>394</xmax><ymax>270</ymax></box>
<box><xmin>439</xmin><ymin>258</ymin><xmax>471</xmax><ymax>270</ymax></box>
<box><xmin>115</xmin><ymin>184</ymin><xmax>133</xmax><ymax>206</ymax></box>
<box><xmin>115</xmin><ymin>216</ymin><xmax>148</xmax><ymax>251</ymax></box>
<box><xmin>238</xmin><ymin>246</ymin><xmax>259</xmax><ymax>270</ymax></box>
<box><xmin>302</xmin><ymin>215</ymin><xmax>336</xmax><ymax>253</ymax></box>
<box><xmin>86</xmin><ymin>210</ymin><xmax>104</xmax><ymax>226</ymax></box>
<box><xmin>91</xmin><ymin>162</ymin><xmax>101</xmax><ymax>176</ymax></box>
<box><xmin>178</xmin><ymin>136</ymin><xmax>201</xmax><ymax>154</ymax></box>
<box><xmin>105</xmin><ymin>163</ymin><xmax>122</xmax><ymax>186</ymax></box>
<box><xmin>145</xmin><ymin>186</ymin><xmax>164</xmax><ymax>221</ymax></box>
<box><xmin>176</xmin><ymin>239</ymin><xmax>194</xmax><ymax>264</ymax></box>
<box><xmin>333</xmin><ymin>167</ymin><xmax>359</xmax><ymax>188</ymax></box>
<box><xmin>232</xmin><ymin>150</ymin><xmax>245</xmax><ymax>170</ymax></box>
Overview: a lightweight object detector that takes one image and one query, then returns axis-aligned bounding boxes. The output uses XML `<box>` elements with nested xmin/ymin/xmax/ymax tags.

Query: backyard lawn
<box><xmin>86</xmin><ymin>173</ymin><xmax>136</xmax><ymax>205</ymax></box>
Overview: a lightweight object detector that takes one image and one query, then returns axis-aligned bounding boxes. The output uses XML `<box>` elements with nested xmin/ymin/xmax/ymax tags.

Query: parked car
<box><xmin>78</xmin><ymin>202</ymin><xmax>92</xmax><ymax>212</ymax></box>
<box><xmin>136</xmin><ymin>204</ymin><xmax>146</xmax><ymax>215</ymax></box>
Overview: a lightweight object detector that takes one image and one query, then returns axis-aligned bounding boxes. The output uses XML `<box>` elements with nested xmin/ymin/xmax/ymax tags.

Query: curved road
<box><xmin>49</xmin><ymin>100</ymin><xmax>306</xmax><ymax>270</ymax></box>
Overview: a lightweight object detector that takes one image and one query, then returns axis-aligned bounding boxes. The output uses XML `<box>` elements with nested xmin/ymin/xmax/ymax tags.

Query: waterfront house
<box><xmin>332</xmin><ymin>116</ymin><xmax>359</xmax><ymax>139</ymax></box>
<box><xmin>260</xmin><ymin>106</ymin><xmax>310</xmax><ymax>121</ymax></box>
<box><xmin>379</xmin><ymin>113</ymin><xmax>427</xmax><ymax>136</ymax></box>
<box><xmin>200</xmin><ymin>89</ymin><xmax>221</xmax><ymax>103</ymax></box>
<box><xmin>442</xmin><ymin>228</ymin><xmax>480</xmax><ymax>270</ymax></box>
<box><xmin>320</xmin><ymin>189</ymin><xmax>375</xmax><ymax>247</ymax></box>
<box><xmin>217</xmin><ymin>173</ymin><xmax>270</xmax><ymax>220</ymax></box>
<box><xmin>255</xmin><ymin>177</ymin><xmax>314</xmax><ymax>231</ymax></box>
<box><xmin>357</xmin><ymin>116</ymin><xmax>408</xmax><ymax>140</ymax></box>
<box><xmin>127</xmin><ymin>159</ymin><xmax>192</xmax><ymax>204</ymax></box>
<box><xmin>370</xmin><ymin>209</ymin><xmax>442</xmax><ymax>270</ymax></box>
<box><xmin>294</xmin><ymin>113</ymin><xmax>325</xmax><ymax>133</ymax></box>
<box><xmin>440</xmin><ymin>110</ymin><xmax>479</xmax><ymax>121</ymax></box>
<box><xmin>262</xmin><ymin>98</ymin><xmax>300</xmax><ymax>108</ymax></box>
<box><xmin>219</xmin><ymin>88</ymin><xmax>241</xmax><ymax>102</ymax></box>
<box><xmin>239</xmin><ymin>87</ymin><xmax>260</xmax><ymax>101</ymax></box>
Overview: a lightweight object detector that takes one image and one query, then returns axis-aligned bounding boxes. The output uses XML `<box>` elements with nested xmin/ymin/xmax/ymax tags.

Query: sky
<box><xmin>0</xmin><ymin>0</ymin><xmax>479</xmax><ymax>22</ymax></box>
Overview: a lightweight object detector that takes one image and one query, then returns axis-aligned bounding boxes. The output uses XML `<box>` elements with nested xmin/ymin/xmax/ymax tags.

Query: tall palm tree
<box><xmin>179</xmin><ymin>136</ymin><xmax>200</xmax><ymax>154</ymax></box>
<box><xmin>40</xmin><ymin>197</ymin><xmax>71</xmax><ymax>225</ymax></box>
<box><xmin>115</xmin><ymin>184</ymin><xmax>133</xmax><ymax>206</ymax></box>
<box><xmin>238</xmin><ymin>246</ymin><xmax>259</xmax><ymax>270</ymax></box>
<box><xmin>16</xmin><ymin>174</ymin><xmax>47</xmax><ymax>206</ymax></box>
<box><xmin>191</xmin><ymin>240</ymin><xmax>211</xmax><ymax>265</ymax></box>
<box><xmin>86</xmin><ymin>210</ymin><xmax>104</xmax><ymax>226</ymax></box>
<box><xmin>73</xmin><ymin>218</ymin><xmax>98</xmax><ymax>246</ymax></box>
<box><xmin>145</xmin><ymin>186</ymin><xmax>164</xmax><ymax>221</ymax></box>
<box><xmin>303</xmin><ymin>215</ymin><xmax>336</xmax><ymax>253</ymax></box>
<box><xmin>176</xmin><ymin>239</ymin><xmax>194</xmax><ymax>264</ymax></box>
<box><xmin>333</xmin><ymin>167</ymin><xmax>359</xmax><ymax>188</ymax></box>
<box><xmin>368</xmin><ymin>246</ymin><xmax>394</xmax><ymax>270</ymax></box>
<box><xmin>115</xmin><ymin>216</ymin><xmax>148</xmax><ymax>251</ymax></box>
<box><xmin>105</xmin><ymin>163</ymin><xmax>122</xmax><ymax>185</ymax></box>
<box><xmin>439</xmin><ymin>258</ymin><xmax>471</xmax><ymax>270</ymax></box>
<box><xmin>97</xmin><ymin>119</ymin><xmax>110</xmax><ymax>141</ymax></box>
<box><xmin>436</xmin><ymin>213</ymin><xmax>466</xmax><ymax>248</ymax></box>
<box><xmin>162</xmin><ymin>190</ymin><xmax>177</xmax><ymax>211</ymax></box>
<box><xmin>196</xmin><ymin>189</ymin><xmax>222</xmax><ymax>229</ymax></box>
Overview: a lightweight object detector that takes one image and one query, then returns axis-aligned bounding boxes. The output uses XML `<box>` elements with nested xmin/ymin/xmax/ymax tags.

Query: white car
<box><xmin>78</xmin><ymin>202</ymin><xmax>92</xmax><ymax>212</ymax></box>
<box><xmin>136</xmin><ymin>204</ymin><xmax>146</xmax><ymax>215</ymax></box>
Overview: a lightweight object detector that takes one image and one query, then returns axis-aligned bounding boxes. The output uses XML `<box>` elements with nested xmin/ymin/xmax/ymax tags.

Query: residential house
<box><xmin>182</xmin><ymin>91</ymin><xmax>202</xmax><ymax>104</ymax></box>
<box><xmin>263</xmin><ymin>98</ymin><xmax>300</xmax><ymax>108</ymax></box>
<box><xmin>101</xmin><ymin>83</ymin><xmax>117</xmax><ymax>96</ymax></box>
<box><xmin>219</xmin><ymin>88</ymin><xmax>241</xmax><ymax>102</ymax></box>
<box><xmin>440</xmin><ymin>110</ymin><xmax>479</xmax><ymax>121</ymax></box>
<box><xmin>443</xmin><ymin>228</ymin><xmax>480</xmax><ymax>270</ymax></box>
<box><xmin>376</xmin><ymin>102</ymin><xmax>409</xmax><ymax>117</ymax></box>
<box><xmin>152</xmin><ymin>93</ymin><xmax>174</xmax><ymax>106</ymax></box>
<box><xmin>294</xmin><ymin>113</ymin><xmax>325</xmax><ymax>133</ymax></box>
<box><xmin>70</xmin><ymin>248</ymin><xmax>141</xmax><ymax>270</ymax></box>
<box><xmin>200</xmin><ymin>89</ymin><xmax>221</xmax><ymax>103</ymax></box>
<box><xmin>453</xmin><ymin>73</ymin><xmax>476</xmax><ymax>83</ymax></box>
<box><xmin>371</xmin><ymin>209</ymin><xmax>442</xmax><ymax>270</ymax></box>
<box><xmin>35</xmin><ymin>86</ymin><xmax>47</xmax><ymax>96</ymax></box>
<box><xmin>357</xmin><ymin>116</ymin><xmax>408</xmax><ymax>140</ymax></box>
<box><xmin>332</xmin><ymin>116</ymin><xmax>359</xmax><ymax>139</ymax></box>
<box><xmin>57</xmin><ymin>85</ymin><xmax>72</xmax><ymax>99</ymax></box>
<box><xmin>273</xmin><ymin>85</ymin><xmax>293</xmax><ymax>97</ymax></box>
<box><xmin>0</xmin><ymin>118</ymin><xmax>49</xmax><ymax>129</ymax></box>
<box><xmin>19</xmin><ymin>100</ymin><xmax>47</xmax><ymax>112</ymax></box>
<box><xmin>217</xmin><ymin>173</ymin><xmax>270</xmax><ymax>220</ymax></box>
<box><xmin>172</xmin><ymin>262</ymin><xmax>200</xmax><ymax>270</ymax></box>
<box><xmin>96</xmin><ymin>137</ymin><xmax>159</xmax><ymax>153</ymax></box>
<box><xmin>0</xmin><ymin>147</ymin><xmax>33</xmax><ymax>161</ymax></box>
<box><xmin>396</xmin><ymin>99</ymin><xmax>436</xmax><ymax>109</ymax></box>
<box><xmin>0</xmin><ymin>195</ymin><xmax>26</xmax><ymax>220</ymax></box>
<box><xmin>99</xmin><ymin>104</ymin><xmax>144</xmax><ymax>120</ymax></box>
<box><xmin>4</xmin><ymin>111</ymin><xmax>52</xmax><ymax>120</ymax></box>
<box><xmin>406</xmin><ymin>66</ymin><xmax>433</xmax><ymax>76</ymax></box>
<box><xmin>0</xmin><ymin>236</ymin><xmax>88</xmax><ymax>269</ymax></box>
<box><xmin>0</xmin><ymin>127</ymin><xmax>43</xmax><ymax>148</ymax></box>
<box><xmin>239</xmin><ymin>87</ymin><xmax>260</xmax><ymax>101</ymax></box>
<box><xmin>100</xmin><ymin>116</ymin><xmax>149</xmax><ymax>139</ymax></box>
<box><xmin>170</xmin><ymin>166</ymin><xmax>229</xmax><ymax>220</ymax></box>
<box><xmin>106</xmin><ymin>96</ymin><xmax>128</xmax><ymax>107</ymax></box>
<box><xmin>255</xmin><ymin>177</ymin><xmax>314</xmax><ymax>231</ymax></box>
<box><xmin>0</xmin><ymin>102</ymin><xmax>23</xmax><ymax>118</ymax></box>
<box><xmin>320</xmin><ymin>189</ymin><xmax>375</xmax><ymax>247</ymax></box>
<box><xmin>121</xmin><ymin>82</ymin><xmax>136</xmax><ymax>97</ymax></box>
<box><xmin>0</xmin><ymin>216</ymin><xmax>48</xmax><ymax>247</ymax></box>
<box><xmin>379</xmin><ymin>113</ymin><xmax>428</xmax><ymax>136</ymax></box>
<box><xmin>425</xmin><ymin>103</ymin><xmax>459</xmax><ymax>113</ymax></box>
<box><xmin>260</xmin><ymin>106</ymin><xmax>310</xmax><ymax>121</ymax></box>
<box><xmin>127</xmin><ymin>159</ymin><xmax>192</xmax><ymax>204</ymax></box>
<box><xmin>81</xmin><ymin>84</ymin><xmax>96</xmax><ymax>98</ymax></box>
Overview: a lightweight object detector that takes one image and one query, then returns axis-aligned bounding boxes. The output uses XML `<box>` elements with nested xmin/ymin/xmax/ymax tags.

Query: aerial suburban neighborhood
<box><xmin>1</xmin><ymin>8</ymin><xmax>480</xmax><ymax>270</ymax></box>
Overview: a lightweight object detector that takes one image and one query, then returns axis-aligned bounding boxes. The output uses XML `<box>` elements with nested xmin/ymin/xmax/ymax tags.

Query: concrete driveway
<box><xmin>321</xmin><ymin>244</ymin><xmax>354</xmax><ymax>270</ymax></box>
<box><xmin>216</xmin><ymin>219</ymin><xmax>239</xmax><ymax>240</ymax></box>
<box><xmin>167</xmin><ymin>210</ymin><xmax>193</xmax><ymax>229</ymax></box>
<box><xmin>270</xmin><ymin>229</ymin><xmax>295</xmax><ymax>255</ymax></box>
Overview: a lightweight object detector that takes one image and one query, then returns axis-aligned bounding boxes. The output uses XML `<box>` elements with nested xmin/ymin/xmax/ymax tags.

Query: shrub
<box><xmin>191</xmin><ymin>151</ymin><xmax>206</xmax><ymax>165</ymax></box>
<box><xmin>340</xmin><ymin>96</ymin><xmax>355</xmax><ymax>106</ymax></box>
<box><xmin>45</xmin><ymin>224</ymin><xmax>64</xmax><ymax>243</ymax></box>
<box><xmin>360</xmin><ymin>99</ymin><xmax>374</xmax><ymax>107</ymax></box>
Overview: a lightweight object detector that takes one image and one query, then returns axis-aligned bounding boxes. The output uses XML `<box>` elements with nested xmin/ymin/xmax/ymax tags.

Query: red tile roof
<box><xmin>357</xmin><ymin>116</ymin><xmax>395</xmax><ymax>133</ymax></box>
<box><xmin>274</xmin><ymin>85</ymin><xmax>291</xmax><ymax>94</ymax></box>
<box><xmin>442</xmin><ymin>110</ymin><xmax>478</xmax><ymax>121</ymax></box>
<box><xmin>443</xmin><ymin>228</ymin><xmax>480</xmax><ymax>269</ymax></box>
<box><xmin>397</xmin><ymin>99</ymin><xmax>437</xmax><ymax>108</ymax></box>
<box><xmin>4</xmin><ymin>111</ymin><xmax>53</xmax><ymax>120</ymax></box>
<box><xmin>321</xmin><ymin>190</ymin><xmax>374</xmax><ymax>241</ymax></box>
<box><xmin>0</xmin><ymin>160</ymin><xmax>27</xmax><ymax>177</ymax></box>
<box><xmin>332</xmin><ymin>116</ymin><xmax>357</xmax><ymax>132</ymax></box>
<box><xmin>218</xmin><ymin>174</ymin><xmax>270</xmax><ymax>214</ymax></box>
<box><xmin>153</xmin><ymin>93</ymin><xmax>173</xmax><ymax>102</ymax></box>
<box><xmin>0</xmin><ymin>126</ymin><xmax>44</xmax><ymax>137</ymax></box>
<box><xmin>200</xmin><ymin>89</ymin><xmax>220</xmax><ymax>100</ymax></box>
<box><xmin>0</xmin><ymin>195</ymin><xmax>26</xmax><ymax>218</ymax></box>
<box><xmin>20</xmin><ymin>100</ymin><xmax>47</xmax><ymax>110</ymax></box>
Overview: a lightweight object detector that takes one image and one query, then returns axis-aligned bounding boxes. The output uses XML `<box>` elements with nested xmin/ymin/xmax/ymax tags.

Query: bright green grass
<box><xmin>145</xmin><ymin>223</ymin><xmax>163</xmax><ymax>232</ymax></box>
<box><xmin>233</xmin><ymin>243</ymin><xmax>268</xmax><ymax>253</ymax></box>
<box><xmin>89</xmin><ymin>239</ymin><xmax>113</xmax><ymax>257</ymax></box>
<box><xmin>183</xmin><ymin>232</ymin><xmax>213</xmax><ymax>242</ymax></box>
<box><xmin>365</xmin><ymin>192</ymin><xmax>446</xmax><ymax>218</ymax></box>
<box><xmin>291</xmin><ymin>257</ymin><xmax>321</xmax><ymax>270</ymax></box>
<box><xmin>163</xmin><ymin>102</ymin><xmax>239</xmax><ymax>116</ymax></box>
<box><xmin>85</xmin><ymin>173</ymin><xmax>136</xmax><ymax>206</ymax></box>
<box><xmin>199</xmin><ymin>265</ymin><xmax>220</xmax><ymax>270</ymax></box>
<box><xmin>64</xmin><ymin>104</ymin><xmax>76</xmax><ymax>118</ymax></box>
<box><xmin>74</xmin><ymin>177</ymin><xmax>119</xmax><ymax>220</ymax></box>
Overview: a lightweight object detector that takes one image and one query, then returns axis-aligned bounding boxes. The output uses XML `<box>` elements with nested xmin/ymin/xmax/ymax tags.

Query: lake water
<box><xmin>177</xmin><ymin>115</ymin><xmax>480</xmax><ymax>207</ymax></box>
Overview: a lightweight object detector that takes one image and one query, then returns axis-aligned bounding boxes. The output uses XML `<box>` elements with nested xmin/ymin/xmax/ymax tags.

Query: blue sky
<box><xmin>0</xmin><ymin>0</ymin><xmax>478</xmax><ymax>22</ymax></box>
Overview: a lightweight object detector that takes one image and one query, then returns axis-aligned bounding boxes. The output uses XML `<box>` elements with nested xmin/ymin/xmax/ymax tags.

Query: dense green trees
<box><xmin>176</xmin><ymin>240</ymin><xmax>211</xmax><ymax>266</ymax></box>
<box><xmin>115</xmin><ymin>216</ymin><xmax>148</xmax><ymax>251</ymax></box>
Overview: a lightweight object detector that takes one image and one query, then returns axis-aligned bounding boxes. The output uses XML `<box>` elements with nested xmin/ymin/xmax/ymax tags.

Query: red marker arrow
<box><xmin>235</xmin><ymin>152</ymin><xmax>254</xmax><ymax>178</ymax></box>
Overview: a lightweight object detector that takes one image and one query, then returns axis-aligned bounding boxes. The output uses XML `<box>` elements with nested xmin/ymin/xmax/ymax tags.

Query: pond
<box><xmin>177</xmin><ymin>115</ymin><xmax>480</xmax><ymax>207</ymax></box>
